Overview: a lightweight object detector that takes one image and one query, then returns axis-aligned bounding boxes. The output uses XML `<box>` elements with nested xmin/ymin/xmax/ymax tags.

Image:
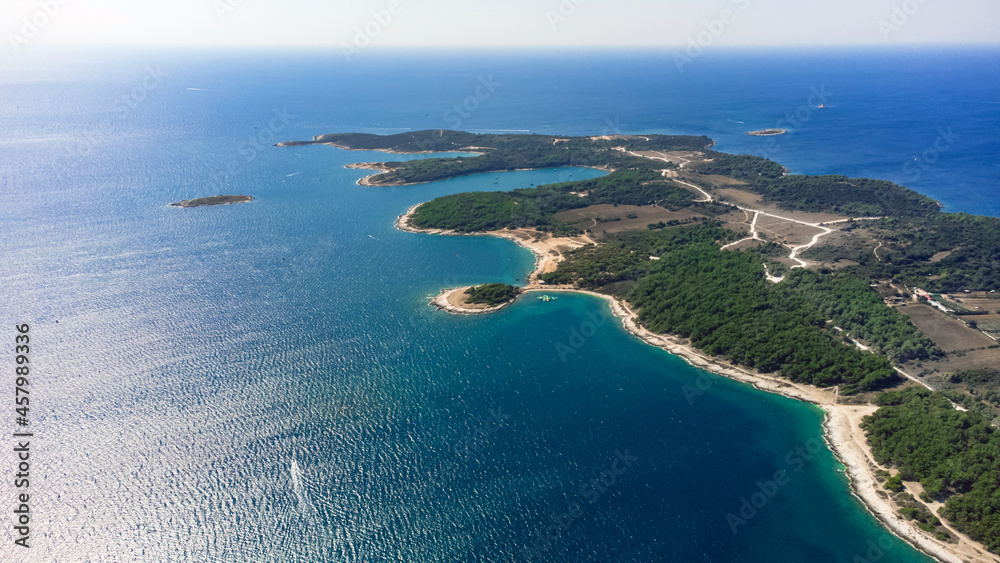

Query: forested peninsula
<box><xmin>280</xmin><ymin>130</ymin><xmax>1000</xmax><ymax>561</ymax></box>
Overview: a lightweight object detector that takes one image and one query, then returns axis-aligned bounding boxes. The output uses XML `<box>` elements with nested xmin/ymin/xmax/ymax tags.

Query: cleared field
<box><xmin>711</xmin><ymin>188</ymin><xmax>850</xmax><ymax>224</ymax></box>
<box><xmin>632</xmin><ymin>150</ymin><xmax>708</xmax><ymax>169</ymax></box>
<box><xmin>800</xmin><ymin>231</ymin><xmax>878</xmax><ymax>266</ymax></box>
<box><xmin>918</xmin><ymin>348</ymin><xmax>1000</xmax><ymax>376</ymax></box>
<box><xmin>717</xmin><ymin>209</ymin><xmax>753</xmax><ymax>234</ymax></box>
<box><xmin>896</xmin><ymin>303</ymin><xmax>997</xmax><ymax>352</ymax></box>
<box><xmin>948</xmin><ymin>294</ymin><xmax>1000</xmax><ymax>314</ymax></box>
<box><xmin>928</xmin><ymin>250</ymin><xmax>954</xmax><ymax>263</ymax></box>
<box><xmin>960</xmin><ymin>291</ymin><xmax>1000</xmax><ymax>300</ymax></box>
<box><xmin>755</xmin><ymin>215</ymin><xmax>824</xmax><ymax>247</ymax></box>
<box><xmin>697</xmin><ymin>174</ymin><xmax>748</xmax><ymax>186</ymax></box>
<box><xmin>715</xmin><ymin>188</ymin><xmax>764</xmax><ymax>206</ymax></box>
<box><xmin>827</xmin><ymin>259</ymin><xmax>861</xmax><ymax>270</ymax></box>
<box><xmin>553</xmin><ymin>204</ymin><xmax>704</xmax><ymax>237</ymax></box>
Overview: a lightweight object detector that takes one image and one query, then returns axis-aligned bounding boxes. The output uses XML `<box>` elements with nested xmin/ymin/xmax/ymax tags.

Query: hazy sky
<box><xmin>4</xmin><ymin>0</ymin><xmax>998</xmax><ymax>50</ymax></box>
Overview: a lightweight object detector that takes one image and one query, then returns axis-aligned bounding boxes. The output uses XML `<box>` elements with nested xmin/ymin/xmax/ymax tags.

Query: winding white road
<box><xmin>720</xmin><ymin>210</ymin><xmax>762</xmax><ymax>250</ymax></box>
<box><xmin>619</xmin><ymin>147</ymin><xmax>884</xmax><ymax>279</ymax></box>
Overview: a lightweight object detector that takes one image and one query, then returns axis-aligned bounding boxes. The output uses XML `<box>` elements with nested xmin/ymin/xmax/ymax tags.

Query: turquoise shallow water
<box><xmin>1</xmin><ymin>47</ymin><xmax>987</xmax><ymax>561</ymax></box>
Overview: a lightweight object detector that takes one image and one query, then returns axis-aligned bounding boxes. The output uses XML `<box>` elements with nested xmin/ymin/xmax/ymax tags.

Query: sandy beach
<box><xmin>396</xmin><ymin>201</ymin><xmax>998</xmax><ymax>563</ymax></box>
<box><xmin>396</xmin><ymin>203</ymin><xmax>593</xmax><ymax>289</ymax></box>
<box><xmin>574</xmin><ymin>295</ymin><xmax>995</xmax><ymax>563</ymax></box>
<box><xmin>429</xmin><ymin>286</ymin><xmax>519</xmax><ymax>315</ymax></box>
<box><xmin>345</xmin><ymin>162</ymin><xmax>400</xmax><ymax>187</ymax></box>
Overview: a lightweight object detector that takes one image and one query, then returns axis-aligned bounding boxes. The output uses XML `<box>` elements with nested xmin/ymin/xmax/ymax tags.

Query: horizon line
<box><xmin>16</xmin><ymin>41</ymin><xmax>1000</xmax><ymax>51</ymax></box>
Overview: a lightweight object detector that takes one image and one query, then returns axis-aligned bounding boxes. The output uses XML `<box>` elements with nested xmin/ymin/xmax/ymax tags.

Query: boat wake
<box><xmin>290</xmin><ymin>458</ymin><xmax>317</xmax><ymax>517</ymax></box>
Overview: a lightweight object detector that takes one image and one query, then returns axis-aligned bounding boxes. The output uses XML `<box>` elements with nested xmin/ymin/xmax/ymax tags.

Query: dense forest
<box><xmin>373</xmin><ymin>148</ymin><xmax>632</xmax><ymax>185</ymax></box>
<box><xmin>410</xmin><ymin>191</ymin><xmax>573</xmax><ymax>234</ymax></box>
<box><xmin>746</xmin><ymin>175</ymin><xmax>941</xmax><ymax>217</ymax></box>
<box><xmin>863</xmin><ymin>388</ymin><xmax>1000</xmax><ymax>551</ymax></box>
<box><xmin>937</xmin><ymin>369</ymin><xmax>1000</xmax><ymax>424</ymax></box>
<box><xmin>410</xmin><ymin>170</ymin><xmax>694</xmax><ymax>235</ymax></box>
<box><xmin>694</xmin><ymin>153</ymin><xmax>941</xmax><ymax>218</ymax></box>
<box><xmin>293</xmin><ymin>130</ymin><xmax>712</xmax><ymax>185</ymax></box>
<box><xmin>694</xmin><ymin>151</ymin><xmax>787</xmax><ymax>180</ymax></box>
<box><xmin>853</xmin><ymin>214</ymin><xmax>1000</xmax><ymax>292</ymax></box>
<box><xmin>302</xmin><ymin>130</ymin><xmax>712</xmax><ymax>155</ymax></box>
<box><xmin>465</xmin><ymin>283</ymin><xmax>520</xmax><ymax>306</ymax></box>
<box><xmin>615</xmin><ymin>135</ymin><xmax>715</xmax><ymax>152</ymax></box>
<box><xmin>799</xmin><ymin>213</ymin><xmax>1000</xmax><ymax>292</ymax></box>
<box><xmin>540</xmin><ymin>224</ymin><xmax>734</xmax><ymax>288</ymax></box>
<box><xmin>777</xmin><ymin>269</ymin><xmax>943</xmax><ymax>362</ymax></box>
<box><xmin>628</xmin><ymin>238</ymin><xmax>899</xmax><ymax>392</ymax></box>
<box><xmin>544</xmin><ymin>225</ymin><xmax>900</xmax><ymax>393</ymax></box>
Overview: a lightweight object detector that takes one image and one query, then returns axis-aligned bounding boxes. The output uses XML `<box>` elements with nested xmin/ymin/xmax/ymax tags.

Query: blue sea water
<box><xmin>2</xmin><ymin>45</ymin><xmax>997</xmax><ymax>562</ymax></box>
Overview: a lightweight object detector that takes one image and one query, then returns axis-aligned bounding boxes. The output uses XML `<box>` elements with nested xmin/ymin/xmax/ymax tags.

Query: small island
<box><xmin>747</xmin><ymin>129</ymin><xmax>787</xmax><ymax>136</ymax></box>
<box><xmin>170</xmin><ymin>195</ymin><xmax>254</xmax><ymax>208</ymax></box>
<box><xmin>432</xmin><ymin>283</ymin><xmax>522</xmax><ymax>314</ymax></box>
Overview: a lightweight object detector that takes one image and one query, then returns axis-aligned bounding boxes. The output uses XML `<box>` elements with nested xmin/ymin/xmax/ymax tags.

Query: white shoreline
<box><xmin>395</xmin><ymin>201</ymin><xmax>997</xmax><ymax>563</ymax></box>
<box><xmin>429</xmin><ymin>286</ymin><xmax>519</xmax><ymax>315</ymax></box>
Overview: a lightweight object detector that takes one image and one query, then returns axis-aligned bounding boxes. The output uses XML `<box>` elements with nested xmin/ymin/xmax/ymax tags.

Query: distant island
<box><xmin>280</xmin><ymin>130</ymin><xmax>1000</xmax><ymax>563</ymax></box>
<box><xmin>747</xmin><ymin>129</ymin><xmax>787</xmax><ymax>136</ymax></box>
<box><xmin>170</xmin><ymin>195</ymin><xmax>254</xmax><ymax>208</ymax></box>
